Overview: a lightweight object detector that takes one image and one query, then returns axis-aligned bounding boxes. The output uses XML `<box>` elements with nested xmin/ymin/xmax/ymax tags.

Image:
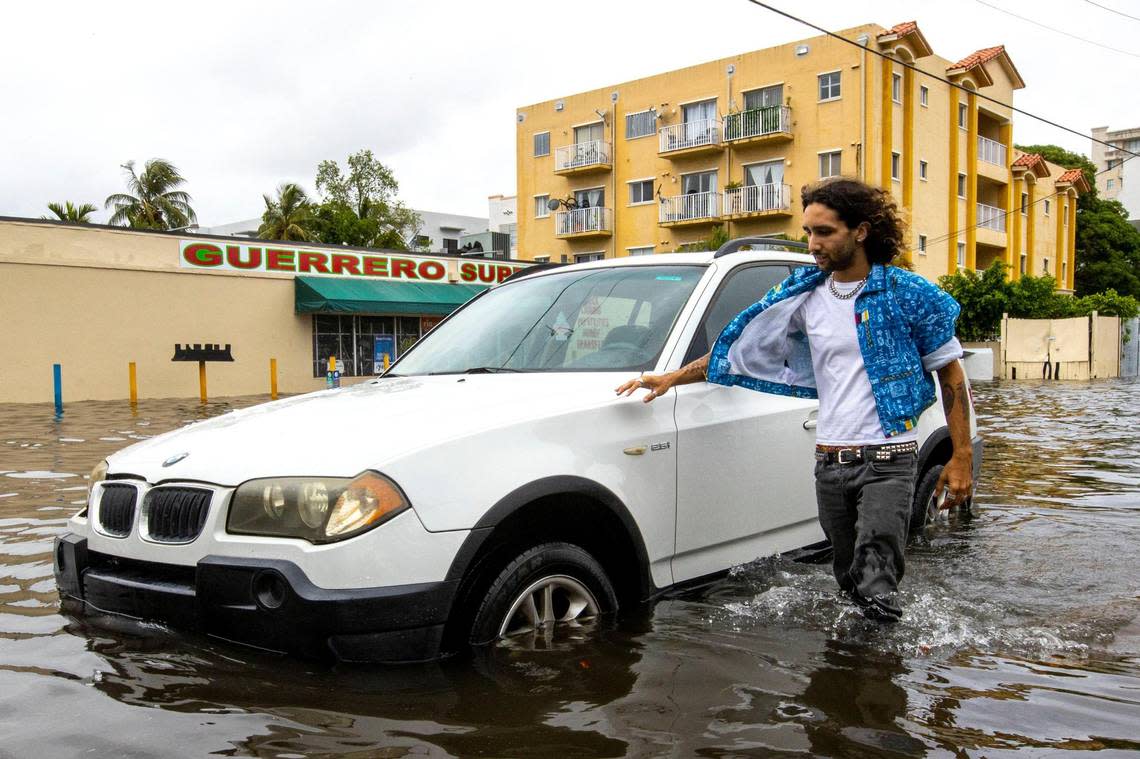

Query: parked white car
<box><xmin>55</xmin><ymin>239</ymin><xmax>983</xmax><ymax>662</ymax></box>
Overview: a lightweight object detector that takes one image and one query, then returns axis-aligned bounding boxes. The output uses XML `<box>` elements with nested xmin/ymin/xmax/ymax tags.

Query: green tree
<box><xmin>43</xmin><ymin>201</ymin><xmax>97</xmax><ymax>223</ymax></box>
<box><xmin>938</xmin><ymin>262</ymin><xmax>1010</xmax><ymax>341</ymax></box>
<box><xmin>258</xmin><ymin>183</ymin><xmax>315</xmax><ymax>242</ymax></box>
<box><xmin>310</xmin><ymin>149</ymin><xmax>420</xmax><ymax>249</ymax></box>
<box><xmin>104</xmin><ymin>158</ymin><xmax>197</xmax><ymax>230</ymax></box>
<box><xmin>1014</xmin><ymin>143</ymin><xmax>1140</xmax><ymax>299</ymax></box>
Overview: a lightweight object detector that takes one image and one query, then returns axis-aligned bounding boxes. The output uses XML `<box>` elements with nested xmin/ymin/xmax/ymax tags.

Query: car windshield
<box><xmin>392</xmin><ymin>264</ymin><xmax>706</xmax><ymax>375</ymax></box>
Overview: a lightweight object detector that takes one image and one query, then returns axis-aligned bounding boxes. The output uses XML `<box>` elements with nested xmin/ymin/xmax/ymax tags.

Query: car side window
<box><xmin>684</xmin><ymin>264</ymin><xmax>793</xmax><ymax>363</ymax></box>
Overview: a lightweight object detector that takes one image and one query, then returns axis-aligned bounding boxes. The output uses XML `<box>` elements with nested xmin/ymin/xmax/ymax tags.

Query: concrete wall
<box><xmin>1122</xmin><ymin>317</ymin><xmax>1139</xmax><ymax>378</ymax></box>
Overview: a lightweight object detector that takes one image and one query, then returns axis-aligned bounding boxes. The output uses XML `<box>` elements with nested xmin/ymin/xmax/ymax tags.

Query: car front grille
<box><xmin>145</xmin><ymin>487</ymin><xmax>213</xmax><ymax>543</ymax></box>
<box><xmin>98</xmin><ymin>484</ymin><xmax>139</xmax><ymax>537</ymax></box>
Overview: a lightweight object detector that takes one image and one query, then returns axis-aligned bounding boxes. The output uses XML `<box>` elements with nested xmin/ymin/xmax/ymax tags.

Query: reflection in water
<box><xmin>1</xmin><ymin>380</ymin><xmax>1139</xmax><ymax>755</ymax></box>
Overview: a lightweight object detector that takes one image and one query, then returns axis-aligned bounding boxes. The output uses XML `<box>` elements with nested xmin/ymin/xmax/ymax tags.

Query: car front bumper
<box><xmin>53</xmin><ymin>532</ymin><xmax>457</xmax><ymax>663</ymax></box>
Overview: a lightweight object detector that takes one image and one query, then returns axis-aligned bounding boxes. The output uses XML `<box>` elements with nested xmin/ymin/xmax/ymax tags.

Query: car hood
<box><xmin>108</xmin><ymin>374</ymin><xmax>629</xmax><ymax>485</ymax></box>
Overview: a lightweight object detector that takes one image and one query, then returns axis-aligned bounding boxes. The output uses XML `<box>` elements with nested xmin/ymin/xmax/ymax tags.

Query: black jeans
<box><xmin>814</xmin><ymin>453</ymin><xmax>917</xmax><ymax>600</ymax></box>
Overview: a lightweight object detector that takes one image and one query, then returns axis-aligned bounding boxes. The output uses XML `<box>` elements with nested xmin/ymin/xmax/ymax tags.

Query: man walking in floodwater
<box><xmin>617</xmin><ymin>178</ymin><xmax>973</xmax><ymax>621</ymax></box>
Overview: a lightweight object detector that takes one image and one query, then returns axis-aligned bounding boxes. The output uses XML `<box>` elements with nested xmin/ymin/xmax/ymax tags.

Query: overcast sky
<box><xmin>2</xmin><ymin>0</ymin><xmax>1134</xmax><ymax>226</ymax></box>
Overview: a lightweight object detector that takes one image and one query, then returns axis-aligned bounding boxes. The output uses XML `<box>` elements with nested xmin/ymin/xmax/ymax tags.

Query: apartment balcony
<box><xmin>723</xmin><ymin>106</ymin><xmax>793</xmax><ymax>146</ymax></box>
<box><xmin>554</xmin><ymin>206</ymin><xmax>613</xmax><ymax>239</ymax></box>
<box><xmin>553</xmin><ymin>140</ymin><xmax>612</xmax><ymax>176</ymax></box>
<box><xmin>659</xmin><ymin>191</ymin><xmax>721</xmax><ymax>227</ymax></box>
<box><xmin>658</xmin><ymin>119</ymin><xmax>723</xmax><ymax>157</ymax></box>
<box><xmin>977</xmin><ymin>135</ymin><xmax>1008</xmax><ymax>183</ymax></box>
<box><xmin>723</xmin><ymin>183</ymin><xmax>792</xmax><ymax>219</ymax></box>
<box><xmin>976</xmin><ymin>202</ymin><xmax>1008</xmax><ymax>247</ymax></box>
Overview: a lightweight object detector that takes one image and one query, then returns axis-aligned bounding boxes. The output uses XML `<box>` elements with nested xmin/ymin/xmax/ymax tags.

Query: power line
<box><xmin>1080</xmin><ymin>0</ymin><xmax>1140</xmax><ymax>23</ymax></box>
<box><xmin>975</xmin><ymin>0</ymin><xmax>1140</xmax><ymax>58</ymax></box>
<box><xmin>743</xmin><ymin>0</ymin><xmax>1140</xmax><ymax>159</ymax></box>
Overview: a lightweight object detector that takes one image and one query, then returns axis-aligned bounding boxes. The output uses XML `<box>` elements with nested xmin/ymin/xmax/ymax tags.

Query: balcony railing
<box><xmin>977</xmin><ymin>202</ymin><xmax>1006</xmax><ymax>232</ymax></box>
<box><xmin>978</xmin><ymin>135</ymin><xmax>1007</xmax><ymax>167</ymax></box>
<box><xmin>555</xmin><ymin>206</ymin><xmax>612</xmax><ymax>236</ymax></box>
<box><xmin>659</xmin><ymin>191</ymin><xmax>721</xmax><ymax>224</ymax></box>
<box><xmin>659</xmin><ymin>118</ymin><xmax>722</xmax><ymax>153</ymax></box>
<box><xmin>724</xmin><ymin>183</ymin><xmax>791</xmax><ymax>214</ymax></box>
<box><xmin>554</xmin><ymin>140</ymin><xmax>612</xmax><ymax>172</ymax></box>
<box><xmin>723</xmin><ymin>106</ymin><xmax>791</xmax><ymax>142</ymax></box>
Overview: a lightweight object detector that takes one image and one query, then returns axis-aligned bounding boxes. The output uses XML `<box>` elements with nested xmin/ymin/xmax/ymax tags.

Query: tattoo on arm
<box><xmin>941</xmin><ymin>382</ymin><xmax>955</xmax><ymax>416</ymax></box>
<box><xmin>674</xmin><ymin>354</ymin><xmax>710</xmax><ymax>385</ymax></box>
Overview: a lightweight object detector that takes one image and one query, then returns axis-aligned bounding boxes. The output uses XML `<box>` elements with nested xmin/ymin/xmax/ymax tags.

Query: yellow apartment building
<box><xmin>515</xmin><ymin>21</ymin><xmax>1088</xmax><ymax>290</ymax></box>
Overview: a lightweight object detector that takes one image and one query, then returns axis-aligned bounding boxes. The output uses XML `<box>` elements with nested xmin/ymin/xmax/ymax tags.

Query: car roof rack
<box><xmin>712</xmin><ymin>236</ymin><xmax>808</xmax><ymax>259</ymax></box>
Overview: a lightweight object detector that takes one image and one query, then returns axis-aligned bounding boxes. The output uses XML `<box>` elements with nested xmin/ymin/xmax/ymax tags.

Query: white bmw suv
<box><xmin>54</xmin><ymin>239</ymin><xmax>983</xmax><ymax>662</ymax></box>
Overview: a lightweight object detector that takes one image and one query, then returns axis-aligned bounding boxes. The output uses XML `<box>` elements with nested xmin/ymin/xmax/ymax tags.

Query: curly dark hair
<box><xmin>800</xmin><ymin>178</ymin><xmax>907</xmax><ymax>265</ymax></box>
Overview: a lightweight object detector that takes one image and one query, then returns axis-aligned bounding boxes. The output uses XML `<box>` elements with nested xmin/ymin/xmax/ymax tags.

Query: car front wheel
<box><xmin>469</xmin><ymin>542</ymin><xmax>618</xmax><ymax>646</ymax></box>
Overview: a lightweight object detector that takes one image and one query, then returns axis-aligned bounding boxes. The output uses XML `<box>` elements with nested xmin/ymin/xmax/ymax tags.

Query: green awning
<box><xmin>294</xmin><ymin>276</ymin><xmax>488</xmax><ymax>316</ymax></box>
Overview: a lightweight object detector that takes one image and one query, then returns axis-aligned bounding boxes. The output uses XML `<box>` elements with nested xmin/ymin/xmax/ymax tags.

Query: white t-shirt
<box><xmin>795</xmin><ymin>277</ymin><xmax>962</xmax><ymax>445</ymax></box>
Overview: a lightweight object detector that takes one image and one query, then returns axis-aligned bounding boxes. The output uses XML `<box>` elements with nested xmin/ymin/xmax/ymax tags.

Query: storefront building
<box><xmin>0</xmin><ymin>218</ymin><xmax>527</xmax><ymax>403</ymax></box>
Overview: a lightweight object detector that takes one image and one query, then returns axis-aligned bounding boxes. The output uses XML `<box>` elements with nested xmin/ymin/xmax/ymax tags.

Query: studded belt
<box><xmin>814</xmin><ymin>440</ymin><xmax>918</xmax><ymax>465</ymax></box>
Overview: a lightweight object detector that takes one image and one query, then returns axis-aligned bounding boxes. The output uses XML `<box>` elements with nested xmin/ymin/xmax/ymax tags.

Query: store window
<box><xmin>312</xmin><ymin>314</ymin><xmax>426</xmax><ymax>377</ymax></box>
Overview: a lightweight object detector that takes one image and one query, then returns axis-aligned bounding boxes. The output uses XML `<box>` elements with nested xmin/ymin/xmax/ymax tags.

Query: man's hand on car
<box><xmin>615</xmin><ymin>373</ymin><xmax>673</xmax><ymax>402</ymax></box>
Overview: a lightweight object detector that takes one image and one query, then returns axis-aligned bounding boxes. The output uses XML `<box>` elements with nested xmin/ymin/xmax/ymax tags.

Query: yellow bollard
<box><xmin>128</xmin><ymin>362</ymin><xmax>138</xmax><ymax>404</ymax></box>
<box><xmin>383</xmin><ymin>353</ymin><xmax>390</xmax><ymax>371</ymax></box>
<box><xmin>269</xmin><ymin>358</ymin><xmax>278</xmax><ymax>400</ymax></box>
<box><xmin>198</xmin><ymin>360</ymin><xmax>207</xmax><ymax>403</ymax></box>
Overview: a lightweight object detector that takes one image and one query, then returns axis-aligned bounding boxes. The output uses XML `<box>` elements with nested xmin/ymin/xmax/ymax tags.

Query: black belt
<box><xmin>814</xmin><ymin>440</ymin><xmax>918</xmax><ymax>465</ymax></box>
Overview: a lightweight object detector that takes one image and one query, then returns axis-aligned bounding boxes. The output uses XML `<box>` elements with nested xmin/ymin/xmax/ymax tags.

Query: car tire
<box><xmin>469</xmin><ymin>542</ymin><xmax>618</xmax><ymax>646</ymax></box>
<box><xmin>910</xmin><ymin>463</ymin><xmax>946</xmax><ymax>538</ymax></box>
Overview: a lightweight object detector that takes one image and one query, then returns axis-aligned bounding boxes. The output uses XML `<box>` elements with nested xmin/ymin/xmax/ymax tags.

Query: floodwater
<box><xmin>1</xmin><ymin>381</ymin><xmax>1139</xmax><ymax>757</ymax></box>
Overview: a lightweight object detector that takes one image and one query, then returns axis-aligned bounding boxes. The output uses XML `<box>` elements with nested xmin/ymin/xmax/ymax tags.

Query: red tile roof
<box><xmin>878</xmin><ymin>21</ymin><xmax>918</xmax><ymax>38</ymax></box>
<box><xmin>1056</xmin><ymin>168</ymin><xmax>1092</xmax><ymax>193</ymax></box>
<box><xmin>1057</xmin><ymin>169</ymin><xmax>1083</xmax><ymax>183</ymax></box>
<box><xmin>950</xmin><ymin>45</ymin><xmax>1006</xmax><ymax>71</ymax></box>
<box><xmin>1011</xmin><ymin>152</ymin><xmax>1052</xmax><ymax>178</ymax></box>
<box><xmin>1012</xmin><ymin>153</ymin><xmax>1042</xmax><ymax>168</ymax></box>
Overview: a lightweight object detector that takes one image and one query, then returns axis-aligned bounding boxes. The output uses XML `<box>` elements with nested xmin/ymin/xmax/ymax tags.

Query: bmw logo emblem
<box><xmin>162</xmin><ymin>452</ymin><xmax>190</xmax><ymax>467</ymax></box>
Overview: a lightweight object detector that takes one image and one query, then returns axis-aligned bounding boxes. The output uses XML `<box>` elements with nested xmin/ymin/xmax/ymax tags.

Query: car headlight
<box><xmin>227</xmin><ymin>471</ymin><xmax>410</xmax><ymax>543</ymax></box>
<box><xmin>87</xmin><ymin>460</ymin><xmax>109</xmax><ymax>499</ymax></box>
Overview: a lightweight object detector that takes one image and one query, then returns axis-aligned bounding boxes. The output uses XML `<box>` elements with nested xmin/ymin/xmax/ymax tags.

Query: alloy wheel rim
<box><xmin>497</xmin><ymin>574</ymin><xmax>600</xmax><ymax>638</ymax></box>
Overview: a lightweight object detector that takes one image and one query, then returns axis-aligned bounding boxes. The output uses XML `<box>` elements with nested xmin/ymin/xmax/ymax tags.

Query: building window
<box><xmin>1063</xmin><ymin>204</ymin><xmax>1068</xmax><ymax>224</ymax></box>
<box><xmin>1044</xmin><ymin>199</ymin><xmax>1050</xmax><ymax>215</ymax></box>
<box><xmin>533</xmin><ymin>255</ymin><xmax>550</xmax><ymax>263</ymax></box>
<box><xmin>1019</xmin><ymin>253</ymin><xmax>1027</xmax><ymax>275</ymax></box>
<box><xmin>918</xmin><ymin>234</ymin><xmax>927</xmax><ymax>255</ymax></box>
<box><xmin>919</xmin><ymin>160</ymin><xmax>928</xmax><ymax>180</ymax></box>
<box><xmin>442</xmin><ymin>238</ymin><xmax>458</xmax><ymax>253</ymax></box>
<box><xmin>575</xmin><ymin>252</ymin><xmax>604</xmax><ymax>263</ymax></box>
<box><xmin>891</xmin><ymin>73</ymin><xmax>902</xmax><ymax>103</ymax></box>
<box><xmin>818</xmin><ymin>71</ymin><xmax>841</xmax><ymax>101</ymax></box>
<box><xmin>891</xmin><ymin>152</ymin><xmax>901</xmax><ymax>181</ymax></box>
<box><xmin>312</xmin><ymin>314</ymin><xmax>421</xmax><ymax>378</ymax></box>
<box><xmin>505</xmin><ymin>223</ymin><xmax>518</xmax><ymax>249</ymax></box>
<box><xmin>1043</xmin><ymin>257</ymin><xmax>1050</xmax><ymax>273</ymax></box>
<box><xmin>1107</xmin><ymin>179</ymin><xmax>1115</xmax><ymax>190</ymax></box>
<box><xmin>412</xmin><ymin>234</ymin><xmax>431</xmax><ymax>249</ymax></box>
<box><xmin>958</xmin><ymin>173</ymin><xmax>967</xmax><ymax>198</ymax></box>
<box><xmin>958</xmin><ymin>103</ymin><xmax>968</xmax><ymax>129</ymax></box>
<box><xmin>625</xmin><ymin>109</ymin><xmax>656</xmax><ymax>140</ymax></box>
<box><xmin>957</xmin><ymin>242</ymin><xmax>966</xmax><ymax>268</ymax></box>
<box><xmin>628</xmin><ymin>179</ymin><xmax>655</xmax><ymax>205</ymax></box>
<box><xmin>919</xmin><ymin>85</ymin><xmax>929</xmax><ymax>107</ymax></box>
<box><xmin>535</xmin><ymin>194</ymin><xmax>550</xmax><ymax>218</ymax></box>
<box><xmin>533</xmin><ymin>132</ymin><xmax>550</xmax><ymax>157</ymax></box>
<box><xmin>1021</xmin><ymin>192</ymin><xmax>1029</xmax><ymax>214</ymax></box>
<box><xmin>818</xmin><ymin>150</ymin><xmax>842</xmax><ymax>178</ymax></box>
<box><xmin>744</xmin><ymin>84</ymin><xmax>784</xmax><ymax>110</ymax></box>
<box><xmin>1063</xmin><ymin>261</ymin><xmax>1067</xmax><ymax>281</ymax></box>
<box><xmin>627</xmin><ymin>246</ymin><xmax>654</xmax><ymax>257</ymax></box>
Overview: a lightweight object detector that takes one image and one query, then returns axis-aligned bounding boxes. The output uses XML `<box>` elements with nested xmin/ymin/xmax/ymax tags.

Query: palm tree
<box><xmin>259</xmin><ymin>183</ymin><xmax>315</xmax><ymax>241</ymax></box>
<box><xmin>43</xmin><ymin>201</ymin><xmax>98</xmax><ymax>223</ymax></box>
<box><xmin>104</xmin><ymin>158</ymin><xmax>197</xmax><ymax>230</ymax></box>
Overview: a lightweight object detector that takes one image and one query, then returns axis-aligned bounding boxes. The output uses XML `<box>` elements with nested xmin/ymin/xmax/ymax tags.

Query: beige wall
<box><xmin>999</xmin><ymin>314</ymin><xmax>1123</xmax><ymax>381</ymax></box>
<box><xmin>0</xmin><ymin>220</ymin><xmax>507</xmax><ymax>403</ymax></box>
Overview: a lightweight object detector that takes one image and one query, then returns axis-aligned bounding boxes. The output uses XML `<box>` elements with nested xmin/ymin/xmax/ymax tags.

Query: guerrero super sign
<box><xmin>180</xmin><ymin>241</ymin><xmax>523</xmax><ymax>284</ymax></box>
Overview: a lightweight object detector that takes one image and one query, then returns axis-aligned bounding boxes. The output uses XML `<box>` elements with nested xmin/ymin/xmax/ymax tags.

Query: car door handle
<box><xmin>803</xmin><ymin>418</ymin><xmax>817</xmax><ymax>430</ymax></box>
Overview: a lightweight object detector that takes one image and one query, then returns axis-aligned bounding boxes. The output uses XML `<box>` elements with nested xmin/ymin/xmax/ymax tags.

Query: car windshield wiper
<box><xmin>426</xmin><ymin>367</ymin><xmax>524</xmax><ymax>375</ymax></box>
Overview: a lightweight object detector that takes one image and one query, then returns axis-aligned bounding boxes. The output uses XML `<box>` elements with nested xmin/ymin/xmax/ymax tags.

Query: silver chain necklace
<box><xmin>827</xmin><ymin>274</ymin><xmax>867</xmax><ymax>300</ymax></box>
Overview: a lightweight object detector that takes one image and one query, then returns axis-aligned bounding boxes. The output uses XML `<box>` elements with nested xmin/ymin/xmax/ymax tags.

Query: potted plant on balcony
<box><xmin>724</xmin><ymin>181</ymin><xmax>743</xmax><ymax>214</ymax></box>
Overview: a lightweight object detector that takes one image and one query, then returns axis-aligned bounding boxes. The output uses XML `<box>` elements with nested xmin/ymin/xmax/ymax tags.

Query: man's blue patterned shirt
<box><xmin>707</xmin><ymin>263</ymin><xmax>961</xmax><ymax>437</ymax></box>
